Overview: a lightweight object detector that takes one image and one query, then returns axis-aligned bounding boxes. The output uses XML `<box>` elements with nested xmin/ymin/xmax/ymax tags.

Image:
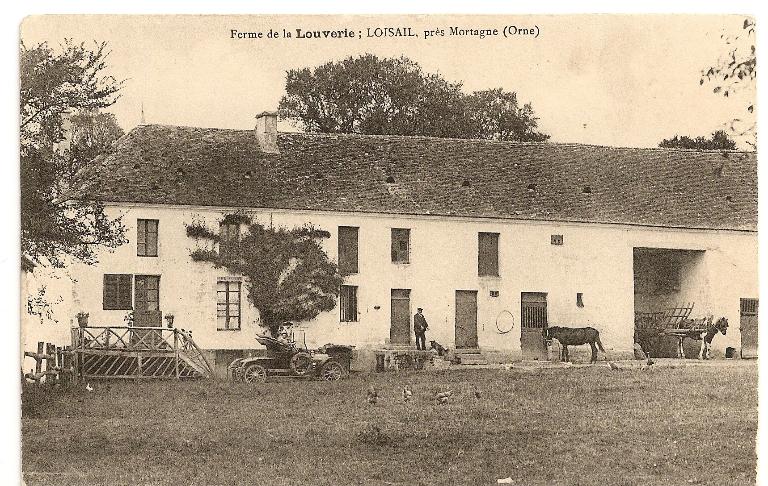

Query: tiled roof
<box><xmin>83</xmin><ymin>124</ymin><xmax>758</xmax><ymax>231</ymax></box>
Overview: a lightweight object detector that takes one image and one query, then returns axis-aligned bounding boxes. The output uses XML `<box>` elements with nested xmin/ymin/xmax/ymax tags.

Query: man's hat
<box><xmin>417</xmin><ymin>307</ymin><xmax>423</xmax><ymax>311</ymax></box>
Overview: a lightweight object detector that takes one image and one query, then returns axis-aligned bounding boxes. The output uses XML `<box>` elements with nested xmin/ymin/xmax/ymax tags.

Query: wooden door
<box><xmin>455</xmin><ymin>290</ymin><xmax>478</xmax><ymax>349</ymax></box>
<box><xmin>521</xmin><ymin>292</ymin><xmax>548</xmax><ymax>360</ymax></box>
<box><xmin>134</xmin><ymin>275</ymin><xmax>161</xmax><ymax>327</ymax></box>
<box><xmin>740</xmin><ymin>298</ymin><xmax>758</xmax><ymax>359</ymax></box>
<box><xmin>390</xmin><ymin>289</ymin><xmax>411</xmax><ymax>345</ymax></box>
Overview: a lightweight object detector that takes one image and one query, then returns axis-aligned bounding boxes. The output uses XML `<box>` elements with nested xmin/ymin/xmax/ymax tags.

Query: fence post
<box><xmin>35</xmin><ymin>342</ymin><xmax>43</xmax><ymax>378</ymax></box>
<box><xmin>174</xmin><ymin>329</ymin><xmax>180</xmax><ymax>380</ymax></box>
<box><xmin>45</xmin><ymin>343</ymin><xmax>56</xmax><ymax>384</ymax></box>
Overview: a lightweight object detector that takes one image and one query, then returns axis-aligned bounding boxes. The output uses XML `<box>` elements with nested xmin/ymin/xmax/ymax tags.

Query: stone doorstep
<box><xmin>454</xmin><ymin>348</ymin><xmax>489</xmax><ymax>365</ymax></box>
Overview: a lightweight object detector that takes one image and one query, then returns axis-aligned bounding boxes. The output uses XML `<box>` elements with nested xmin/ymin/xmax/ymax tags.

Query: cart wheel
<box><xmin>320</xmin><ymin>360</ymin><xmax>345</xmax><ymax>381</ymax></box>
<box><xmin>243</xmin><ymin>363</ymin><xmax>267</xmax><ymax>383</ymax></box>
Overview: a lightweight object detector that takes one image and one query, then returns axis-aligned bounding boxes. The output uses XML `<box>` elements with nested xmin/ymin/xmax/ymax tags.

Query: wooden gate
<box><xmin>521</xmin><ymin>292</ymin><xmax>548</xmax><ymax>360</ymax></box>
<box><xmin>740</xmin><ymin>298</ymin><xmax>758</xmax><ymax>359</ymax></box>
<box><xmin>390</xmin><ymin>289</ymin><xmax>412</xmax><ymax>345</ymax></box>
<box><xmin>455</xmin><ymin>290</ymin><xmax>478</xmax><ymax>349</ymax></box>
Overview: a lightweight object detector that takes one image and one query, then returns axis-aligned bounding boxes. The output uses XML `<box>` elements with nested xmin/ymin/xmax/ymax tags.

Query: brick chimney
<box><xmin>255</xmin><ymin>111</ymin><xmax>279</xmax><ymax>154</ymax></box>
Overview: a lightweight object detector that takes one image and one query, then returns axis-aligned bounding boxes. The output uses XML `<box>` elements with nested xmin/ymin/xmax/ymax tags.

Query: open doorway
<box><xmin>633</xmin><ymin>248</ymin><xmax>708</xmax><ymax>357</ymax></box>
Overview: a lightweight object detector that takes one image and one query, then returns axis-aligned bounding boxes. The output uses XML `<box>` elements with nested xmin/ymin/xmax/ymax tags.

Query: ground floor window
<box><xmin>103</xmin><ymin>274</ymin><xmax>133</xmax><ymax>310</ymax></box>
<box><xmin>340</xmin><ymin>285</ymin><xmax>358</xmax><ymax>322</ymax></box>
<box><xmin>217</xmin><ymin>280</ymin><xmax>241</xmax><ymax>330</ymax></box>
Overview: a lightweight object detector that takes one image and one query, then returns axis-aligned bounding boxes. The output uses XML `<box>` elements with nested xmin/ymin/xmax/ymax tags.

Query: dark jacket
<box><xmin>414</xmin><ymin>313</ymin><xmax>428</xmax><ymax>334</ymax></box>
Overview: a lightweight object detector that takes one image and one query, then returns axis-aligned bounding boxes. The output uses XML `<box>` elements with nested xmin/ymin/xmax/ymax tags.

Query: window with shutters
<box><xmin>478</xmin><ymin>232</ymin><xmax>500</xmax><ymax>276</ymax></box>
<box><xmin>217</xmin><ymin>280</ymin><xmax>241</xmax><ymax>330</ymax></box>
<box><xmin>137</xmin><ymin>219</ymin><xmax>159</xmax><ymax>257</ymax></box>
<box><xmin>338</xmin><ymin>226</ymin><xmax>359</xmax><ymax>274</ymax></box>
<box><xmin>103</xmin><ymin>274</ymin><xmax>133</xmax><ymax>310</ymax></box>
<box><xmin>340</xmin><ymin>285</ymin><xmax>358</xmax><ymax>322</ymax></box>
<box><xmin>391</xmin><ymin>228</ymin><xmax>410</xmax><ymax>263</ymax></box>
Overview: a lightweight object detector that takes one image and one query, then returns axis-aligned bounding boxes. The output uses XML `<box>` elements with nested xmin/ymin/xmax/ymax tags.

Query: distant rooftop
<box><xmin>82</xmin><ymin>124</ymin><xmax>757</xmax><ymax>231</ymax></box>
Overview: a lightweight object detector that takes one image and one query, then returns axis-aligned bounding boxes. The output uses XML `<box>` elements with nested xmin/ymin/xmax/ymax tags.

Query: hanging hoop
<box><xmin>496</xmin><ymin>310</ymin><xmax>515</xmax><ymax>334</ymax></box>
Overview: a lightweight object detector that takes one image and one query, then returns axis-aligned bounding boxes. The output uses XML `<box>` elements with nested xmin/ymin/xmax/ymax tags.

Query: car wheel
<box><xmin>320</xmin><ymin>360</ymin><xmax>344</xmax><ymax>381</ymax></box>
<box><xmin>243</xmin><ymin>363</ymin><xmax>267</xmax><ymax>383</ymax></box>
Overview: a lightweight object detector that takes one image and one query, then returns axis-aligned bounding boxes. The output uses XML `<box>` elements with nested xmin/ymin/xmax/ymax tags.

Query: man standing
<box><xmin>413</xmin><ymin>307</ymin><xmax>428</xmax><ymax>350</ymax></box>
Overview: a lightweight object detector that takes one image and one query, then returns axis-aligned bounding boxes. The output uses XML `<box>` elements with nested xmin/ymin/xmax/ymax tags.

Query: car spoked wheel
<box><xmin>320</xmin><ymin>361</ymin><xmax>344</xmax><ymax>381</ymax></box>
<box><xmin>243</xmin><ymin>363</ymin><xmax>267</xmax><ymax>383</ymax></box>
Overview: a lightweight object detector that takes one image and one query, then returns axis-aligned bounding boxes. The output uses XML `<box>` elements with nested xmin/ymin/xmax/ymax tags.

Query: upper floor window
<box><xmin>103</xmin><ymin>274</ymin><xmax>133</xmax><ymax>310</ymax></box>
<box><xmin>340</xmin><ymin>285</ymin><xmax>358</xmax><ymax>322</ymax></box>
<box><xmin>478</xmin><ymin>232</ymin><xmax>500</xmax><ymax>276</ymax></box>
<box><xmin>219</xmin><ymin>222</ymin><xmax>240</xmax><ymax>256</ymax></box>
<box><xmin>391</xmin><ymin>228</ymin><xmax>410</xmax><ymax>263</ymax></box>
<box><xmin>137</xmin><ymin>219</ymin><xmax>158</xmax><ymax>257</ymax></box>
<box><xmin>338</xmin><ymin>226</ymin><xmax>359</xmax><ymax>274</ymax></box>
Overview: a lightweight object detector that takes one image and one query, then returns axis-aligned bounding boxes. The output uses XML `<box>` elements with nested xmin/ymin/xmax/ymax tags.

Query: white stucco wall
<box><xmin>21</xmin><ymin>203</ymin><xmax>757</xmax><ymax>360</ymax></box>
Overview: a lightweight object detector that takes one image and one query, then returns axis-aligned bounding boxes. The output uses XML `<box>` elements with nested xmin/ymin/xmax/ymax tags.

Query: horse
<box><xmin>678</xmin><ymin>317</ymin><xmax>728</xmax><ymax>360</ymax></box>
<box><xmin>544</xmin><ymin>326</ymin><xmax>605</xmax><ymax>364</ymax></box>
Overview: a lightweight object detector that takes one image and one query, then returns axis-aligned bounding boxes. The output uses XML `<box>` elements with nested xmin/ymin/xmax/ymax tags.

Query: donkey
<box><xmin>679</xmin><ymin>317</ymin><xmax>729</xmax><ymax>360</ymax></box>
<box><xmin>545</xmin><ymin>326</ymin><xmax>605</xmax><ymax>364</ymax></box>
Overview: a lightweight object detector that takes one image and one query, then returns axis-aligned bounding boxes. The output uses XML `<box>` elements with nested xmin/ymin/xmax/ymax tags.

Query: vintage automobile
<box><xmin>228</xmin><ymin>334</ymin><xmax>349</xmax><ymax>383</ymax></box>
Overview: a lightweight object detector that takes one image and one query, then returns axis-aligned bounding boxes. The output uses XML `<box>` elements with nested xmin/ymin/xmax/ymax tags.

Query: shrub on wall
<box><xmin>185</xmin><ymin>222</ymin><xmax>219</xmax><ymax>241</ymax></box>
<box><xmin>187</xmin><ymin>217</ymin><xmax>342</xmax><ymax>336</ymax></box>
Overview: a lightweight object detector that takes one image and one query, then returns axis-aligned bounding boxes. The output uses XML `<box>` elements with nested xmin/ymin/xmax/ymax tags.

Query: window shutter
<box><xmin>391</xmin><ymin>229</ymin><xmax>410</xmax><ymax>263</ymax></box>
<box><xmin>104</xmin><ymin>274</ymin><xmax>133</xmax><ymax>310</ymax></box>
<box><xmin>338</xmin><ymin>226</ymin><xmax>359</xmax><ymax>274</ymax></box>
<box><xmin>478</xmin><ymin>232</ymin><xmax>499</xmax><ymax>276</ymax></box>
<box><xmin>340</xmin><ymin>285</ymin><xmax>358</xmax><ymax>322</ymax></box>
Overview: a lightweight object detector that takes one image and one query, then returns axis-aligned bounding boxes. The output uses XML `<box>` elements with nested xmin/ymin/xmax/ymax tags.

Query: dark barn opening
<box><xmin>633</xmin><ymin>248</ymin><xmax>709</xmax><ymax>358</ymax></box>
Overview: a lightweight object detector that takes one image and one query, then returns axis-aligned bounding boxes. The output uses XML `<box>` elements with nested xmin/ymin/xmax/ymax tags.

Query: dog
<box><xmin>429</xmin><ymin>340</ymin><xmax>448</xmax><ymax>356</ymax></box>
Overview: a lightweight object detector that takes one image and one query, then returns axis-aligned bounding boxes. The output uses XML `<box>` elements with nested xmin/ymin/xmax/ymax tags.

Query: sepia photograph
<box><xmin>17</xmin><ymin>12</ymin><xmax>758</xmax><ymax>485</ymax></box>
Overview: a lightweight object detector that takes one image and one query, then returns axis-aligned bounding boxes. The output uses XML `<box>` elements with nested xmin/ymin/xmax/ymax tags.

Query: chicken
<box><xmin>436</xmin><ymin>390</ymin><xmax>452</xmax><ymax>404</ymax></box>
<box><xmin>608</xmin><ymin>361</ymin><xmax>620</xmax><ymax>371</ymax></box>
<box><xmin>85</xmin><ymin>383</ymin><xmax>94</xmax><ymax>392</ymax></box>
<box><xmin>472</xmin><ymin>386</ymin><xmax>482</xmax><ymax>400</ymax></box>
<box><xmin>401</xmin><ymin>385</ymin><xmax>413</xmax><ymax>402</ymax></box>
<box><xmin>366</xmin><ymin>385</ymin><xmax>378</xmax><ymax>405</ymax></box>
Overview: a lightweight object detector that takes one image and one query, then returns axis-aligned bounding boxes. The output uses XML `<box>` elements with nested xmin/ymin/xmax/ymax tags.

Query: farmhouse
<box><xmin>21</xmin><ymin>112</ymin><xmax>758</xmax><ymax>367</ymax></box>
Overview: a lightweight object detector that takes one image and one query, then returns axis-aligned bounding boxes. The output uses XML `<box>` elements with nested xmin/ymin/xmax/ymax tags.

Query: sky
<box><xmin>20</xmin><ymin>14</ymin><xmax>755</xmax><ymax>149</ymax></box>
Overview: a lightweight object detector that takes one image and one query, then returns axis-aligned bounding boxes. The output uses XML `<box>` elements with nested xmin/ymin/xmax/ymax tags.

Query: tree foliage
<box><xmin>700</xmin><ymin>18</ymin><xmax>756</xmax><ymax>147</ymax></box>
<box><xmin>279</xmin><ymin>54</ymin><xmax>549</xmax><ymax>142</ymax></box>
<box><xmin>20</xmin><ymin>40</ymin><xmax>127</xmax><ymax>271</ymax></box>
<box><xmin>658</xmin><ymin>130</ymin><xmax>737</xmax><ymax>151</ymax></box>
<box><xmin>70</xmin><ymin>111</ymin><xmax>125</xmax><ymax>174</ymax></box>
<box><xmin>188</xmin><ymin>219</ymin><xmax>343</xmax><ymax>336</ymax></box>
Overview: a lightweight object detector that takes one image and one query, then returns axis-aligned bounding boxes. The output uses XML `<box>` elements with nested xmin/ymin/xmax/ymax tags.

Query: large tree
<box><xmin>658</xmin><ymin>130</ymin><xmax>737</xmax><ymax>150</ymax></box>
<box><xmin>279</xmin><ymin>54</ymin><xmax>548</xmax><ymax>142</ymax></box>
<box><xmin>187</xmin><ymin>216</ymin><xmax>344</xmax><ymax>336</ymax></box>
<box><xmin>20</xmin><ymin>40</ymin><xmax>126</xmax><ymax>271</ymax></box>
<box><xmin>466</xmin><ymin>88</ymin><xmax>550</xmax><ymax>142</ymax></box>
<box><xmin>700</xmin><ymin>18</ymin><xmax>756</xmax><ymax>147</ymax></box>
<box><xmin>69</xmin><ymin>110</ymin><xmax>125</xmax><ymax>175</ymax></box>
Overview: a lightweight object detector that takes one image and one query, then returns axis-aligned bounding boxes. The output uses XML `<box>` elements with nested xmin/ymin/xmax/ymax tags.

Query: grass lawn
<box><xmin>22</xmin><ymin>361</ymin><xmax>757</xmax><ymax>486</ymax></box>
